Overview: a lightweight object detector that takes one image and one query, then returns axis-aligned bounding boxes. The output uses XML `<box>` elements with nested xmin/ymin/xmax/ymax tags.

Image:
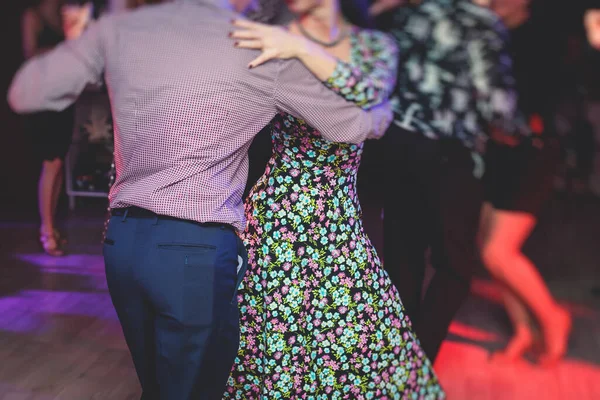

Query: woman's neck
<box><xmin>296</xmin><ymin>3</ymin><xmax>344</xmax><ymax>43</ymax></box>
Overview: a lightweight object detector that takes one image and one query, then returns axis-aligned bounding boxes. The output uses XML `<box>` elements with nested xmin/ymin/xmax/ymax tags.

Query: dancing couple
<box><xmin>9</xmin><ymin>0</ymin><xmax>443</xmax><ymax>398</ymax></box>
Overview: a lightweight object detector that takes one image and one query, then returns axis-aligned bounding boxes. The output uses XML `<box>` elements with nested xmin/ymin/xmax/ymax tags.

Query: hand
<box><xmin>369</xmin><ymin>0</ymin><xmax>405</xmax><ymax>17</ymax></box>
<box><xmin>62</xmin><ymin>3</ymin><xmax>93</xmax><ymax>40</ymax></box>
<box><xmin>367</xmin><ymin>102</ymin><xmax>394</xmax><ymax>140</ymax></box>
<box><xmin>230</xmin><ymin>19</ymin><xmax>308</xmax><ymax>68</ymax></box>
<box><xmin>585</xmin><ymin>9</ymin><xmax>600</xmax><ymax>50</ymax></box>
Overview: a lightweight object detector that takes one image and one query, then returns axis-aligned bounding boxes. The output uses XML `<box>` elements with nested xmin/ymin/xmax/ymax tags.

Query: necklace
<box><xmin>296</xmin><ymin>20</ymin><xmax>350</xmax><ymax>48</ymax></box>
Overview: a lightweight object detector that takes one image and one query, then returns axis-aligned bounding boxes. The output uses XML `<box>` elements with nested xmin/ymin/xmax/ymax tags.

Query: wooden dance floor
<box><xmin>0</xmin><ymin>195</ymin><xmax>599</xmax><ymax>399</ymax></box>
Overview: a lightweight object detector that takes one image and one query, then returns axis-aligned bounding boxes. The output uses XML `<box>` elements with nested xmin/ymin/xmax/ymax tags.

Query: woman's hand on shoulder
<box><xmin>230</xmin><ymin>19</ymin><xmax>310</xmax><ymax>68</ymax></box>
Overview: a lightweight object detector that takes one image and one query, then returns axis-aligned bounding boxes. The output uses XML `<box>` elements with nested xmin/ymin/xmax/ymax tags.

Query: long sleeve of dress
<box><xmin>323</xmin><ymin>29</ymin><xmax>399</xmax><ymax>110</ymax></box>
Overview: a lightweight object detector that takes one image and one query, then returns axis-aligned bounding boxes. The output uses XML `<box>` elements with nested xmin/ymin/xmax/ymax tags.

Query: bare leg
<box><xmin>38</xmin><ymin>158</ymin><xmax>64</xmax><ymax>256</ymax></box>
<box><xmin>481</xmin><ymin>208</ymin><xmax>571</xmax><ymax>365</ymax></box>
<box><xmin>50</xmin><ymin>162</ymin><xmax>67</xmax><ymax>244</ymax></box>
<box><xmin>492</xmin><ymin>288</ymin><xmax>535</xmax><ymax>362</ymax></box>
<box><xmin>480</xmin><ymin>203</ymin><xmax>534</xmax><ymax>361</ymax></box>
<box><xmin>477</xmin><ymin>202</ymin><xmax>495</xmax><ymax>247</ymax></box>
<box><xmin>51</xmin><ymin>161</ymin><xmax>63</xmax><ymax>216</ymax></box>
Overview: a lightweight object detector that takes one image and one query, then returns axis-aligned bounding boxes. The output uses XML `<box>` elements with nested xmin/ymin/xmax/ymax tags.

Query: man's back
<box><xmin>9</xmin><ymin>0</ymin><xmax>381</xmax><ymax>230</ymax></box>
<box><xmin>103</xmin><ymin>2</ymin><xmax>276</xmax><ymax>227</ymax></box>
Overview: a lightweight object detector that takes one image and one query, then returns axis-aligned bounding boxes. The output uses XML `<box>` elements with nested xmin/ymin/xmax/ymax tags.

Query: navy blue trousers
<box><xmin>103</xmin><ymin>211</ymin><xmax>247</xmax><ymax>399</ymax></box>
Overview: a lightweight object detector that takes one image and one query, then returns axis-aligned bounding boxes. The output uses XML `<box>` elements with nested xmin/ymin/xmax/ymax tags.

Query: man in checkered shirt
<box><xmin>8</xmin><ymin>0</ymin><xmax>392</xmax><ymax>398</ymax></box>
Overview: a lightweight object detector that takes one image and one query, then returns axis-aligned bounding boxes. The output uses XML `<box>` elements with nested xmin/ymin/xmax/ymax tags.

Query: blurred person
<box><xmin>20</xmin><ymin>0</ymin><xmax>75</xmax><ymax>256</ymax></box>
<box><xmin>8</xmin><ymin>0</ymin><xmax>393</xmax><ymax>398</ymax></box>
<box><xmin>480</xmin><ymin>131</ymin><xmax>571</xmax><ymax>365</ymax></box>
<box><xmin>480</xmin><ymin>129</ymin><xmax>572</xmax><ymax>366</ymax></box>
<box><xmin>585</xmin><ymin>6</ymin><xmax>600</xmax><ymax>50</ymax></box>
<box><xmin>478</xmin><ymin>0</ymin><xmax>571</xmax><ymax>366</ymax></box>
<box><xmin>224</xmin><ymin>0</ymin><xmax>444</xmax><ymax>398</ymax></box>
<box><xmin>369</xmin><ymin>0</ymin><xmax>524</xmax><ymax>362</ymax></box>
<box><xmin>62</xmin><ymin>2</ymin><xmax>93</xmax><ymax>38</ymax></box>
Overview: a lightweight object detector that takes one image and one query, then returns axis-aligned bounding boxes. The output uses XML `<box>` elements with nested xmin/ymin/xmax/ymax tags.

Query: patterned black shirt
<box><xmin>384</xmin><ymin>0</ymin><xmax>526</xmax><ymax>148</ymax></box>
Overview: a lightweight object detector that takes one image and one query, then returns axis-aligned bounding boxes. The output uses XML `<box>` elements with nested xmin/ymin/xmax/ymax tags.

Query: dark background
<box><xmin>0</xmin><ymin>2</ymin><xmax>38</xmax><ymax>217</ymax></box>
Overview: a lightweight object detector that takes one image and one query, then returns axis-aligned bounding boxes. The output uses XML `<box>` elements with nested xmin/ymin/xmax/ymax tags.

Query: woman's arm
<box><xmin>231</xmin><ymin>20</ymin><xmax>398</xmax><ymax>108</ymax></box>
<box><xmin>231</xmin><ymin>19</ymin><xmax>338</xmax><ymax>77</ymax></box>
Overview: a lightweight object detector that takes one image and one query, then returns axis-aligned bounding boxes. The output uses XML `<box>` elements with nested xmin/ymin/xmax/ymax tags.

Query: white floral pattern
<box><xmin>387</xmin><ymin>0</ymin><xmax>527</xmax><ymax>148</ymax></box>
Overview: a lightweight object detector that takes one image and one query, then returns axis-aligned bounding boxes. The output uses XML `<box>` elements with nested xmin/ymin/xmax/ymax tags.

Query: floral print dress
<box><xmin>225</xmin><ymin>28</ymin><xmax>445</xmax><ymax>399</ymax></box>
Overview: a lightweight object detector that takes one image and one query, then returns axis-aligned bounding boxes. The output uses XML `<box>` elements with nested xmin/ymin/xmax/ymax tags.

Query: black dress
<box><xmin>23</xmin><ymin>10</ymin><xmax>74</xmax><ymax>162</ymax></box>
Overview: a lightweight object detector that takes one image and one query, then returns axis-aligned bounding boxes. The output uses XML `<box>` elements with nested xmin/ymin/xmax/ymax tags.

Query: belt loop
<box><xmin>121</xmin><ymin>208</ymin><xmax>129</xmax><ymax>222</ymax></box>
<box><xmin>153</xmin><ymin>215</ymin><xmax>159</xmax><ymax>226</ymax></box>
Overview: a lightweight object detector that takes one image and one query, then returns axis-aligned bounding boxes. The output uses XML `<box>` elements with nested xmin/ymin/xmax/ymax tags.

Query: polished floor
<box><xmin>0</xmin><ymin>194</ymin><xmax>599</xmax><ymax>399</ymax></box>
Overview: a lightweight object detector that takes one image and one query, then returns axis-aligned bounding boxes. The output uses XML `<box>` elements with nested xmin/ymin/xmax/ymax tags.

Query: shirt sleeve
<box><xmin>467</xmin><ymin>22</ymin><xmax>527</xmax><ymax>136</ymax></box>
<box><xmin>324</xmin><ymin>31</ymin><xmax>399</xmax><ymax>110</ymax></box>
<box><xmin>7</xmin><ymin>17</ymin><xmax>108</xmax><ymax>114</ymax></box>
<box><xmin>273</xmin><ymin>58</ymin><xmax>377</xmax><ymax>144</ymax></box>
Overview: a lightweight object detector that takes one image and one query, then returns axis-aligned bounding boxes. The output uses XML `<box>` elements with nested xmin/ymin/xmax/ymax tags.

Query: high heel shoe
<box><xmin>40</xmin><ymin>232</ymin><xmax>64</xmax><ymax>257</ymax></box>
<box><xmin>539</xmin><ymin>307</ymin><xmax>572</xmax><ymax>367</ymax></box>
<box><xmin>491</xmin><ymin>323</ymin><xmax>536</xmax><ymax>363</ymax></box>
